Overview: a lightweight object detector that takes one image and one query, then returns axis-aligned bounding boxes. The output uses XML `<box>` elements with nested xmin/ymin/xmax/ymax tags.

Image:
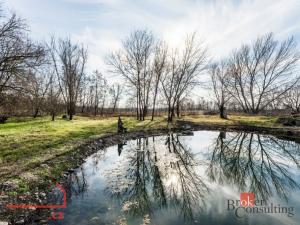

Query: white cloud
<box><xmin>6</xmin><ymin>0</ymin><xmax>300</xmax><ymax>98</ymax></box>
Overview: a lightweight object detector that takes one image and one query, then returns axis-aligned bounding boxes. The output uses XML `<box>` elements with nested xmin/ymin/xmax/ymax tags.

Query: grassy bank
<box><xmin>0</xmin><ymin>116</ymin><xmax>167</xmax><ymax>189</ymax></box>
<box><xmin>181</xmin><ymin>114</ymin><xmax>280</xmax><ymax>127</ymax></box>
<box><xmin>0</xmin><ymin>114</ymin><xmax>297</xmax><ymax>191</ymax></box>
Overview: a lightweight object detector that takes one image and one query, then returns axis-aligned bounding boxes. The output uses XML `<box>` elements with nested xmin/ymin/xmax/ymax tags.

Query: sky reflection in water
<box><xmin>50</xmin><ymin>131</ymin><xmax>300</xmax><ymax>225</ymax></box>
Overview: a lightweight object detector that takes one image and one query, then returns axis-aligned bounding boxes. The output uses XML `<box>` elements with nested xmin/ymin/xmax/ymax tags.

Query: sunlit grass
<box><xmin>0</xmin><ymin>116</ymin><xmax>167</xmax><ymax>164</ymax></box>
<box><xmin>0</xmin><ymin>114</ymin><xmax>286</xmax><ymax>188</ymax></box>
<box><xmin>181</xmin><ymin>114</ymin><xmax>280</xmax><ymax>127</ymax></box>
<box><xmin>0</xmin><ymin>114</ymin><xmax>280</xmax><ymax>167</ymax></box>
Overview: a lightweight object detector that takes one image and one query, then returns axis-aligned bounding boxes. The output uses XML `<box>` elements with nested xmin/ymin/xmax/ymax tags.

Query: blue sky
<box><xmin>5</xmin><ymin>0</ymin><xmax>300</xmax><ymax>98</ymax></box>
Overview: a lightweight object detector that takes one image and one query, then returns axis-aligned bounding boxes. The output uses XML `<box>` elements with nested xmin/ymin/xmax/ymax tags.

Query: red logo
<box><xmin>50</xmin><ymin>212</ymin><xmax>64</xmax><ymax>220</ymax></box>
<box><xmin>5</xmin><ymin>182</ymin><xmax>66</xmax><ymax>220</ymax></box>
<box><xmin>240</xmin><ymin>192</ymin><xmax>254</xmax><ymax>207</ymax></box>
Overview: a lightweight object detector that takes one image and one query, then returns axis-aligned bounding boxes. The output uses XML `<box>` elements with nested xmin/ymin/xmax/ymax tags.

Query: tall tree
<box><xmin>283</xmin><ymin>85</ymin><xmax>300</xmax><ymax>113</ymax></box>
<box><xmin>151</xmin><ymin>41</ymin><xmax>167</xmax><ymax>120</ymax></box>
<box><xmin>209</xmin><ymin>61</ymin><xmax>230</xmax><ymax>119</ymax></box>
<box><xmin>227</xmin><ymin>33</ymin><xmax>300</xmax><ymax>114</ymax></box>
<box><xmin>89</xmin><ymin>71</ymin><xmax>107</xmax><ymax>116</ymax></box>
<box><xmin>27</xmin><ymin>68</ymin><xmax>52</xmax><ymax>118</ymax></box>
<box><xmin>107</xmin><ymin>29</ymin><xmax>154</xmax><ymax>120</ymax></box>
<box><xmin>45</xmin><ymin>72</ymin><xmax>61</xmax><ymax>121</ymax></box>
<box><xmin>109</xmin><ymin>83</ymin><xmax>123</xmax><ymax>115</ymax></box>
<box><xmin>160</xmin><ymin>33</ymin><xmax>207</xmax><ymax>122</ymax></box>
<box><xmin>50</xmin><ymin>38</ymin><xmax>87</xmax><ymax>120</ymax></box>
<box><xmin>0</xmin><ymin>12</ymin><xmax>45</xmax><ymax>107</ymax></box>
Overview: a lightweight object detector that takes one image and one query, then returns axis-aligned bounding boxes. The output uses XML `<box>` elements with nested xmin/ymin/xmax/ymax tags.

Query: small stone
<box><xmin>0</xmin><ymin>222</ymin><xmax>9</xmax><ymax>225</ymax></box>
<box><xmin>15</xmin><ymin>219</ymin><xmax>25</xmax><ymax>225</ymax></box>
<box><xmin>89</xmin><ymin>216</ymin><xmax>101</xmax><ymax>224</ymax></box>
<box><xmin>68</xmin><ymin>169</ymin><xmax>75</xmax><ymax>173</ymax></box>
<box><xmin>0</xmin><ymin>195</ymin><xmax>8</xmax><ymax>199</ymax></box>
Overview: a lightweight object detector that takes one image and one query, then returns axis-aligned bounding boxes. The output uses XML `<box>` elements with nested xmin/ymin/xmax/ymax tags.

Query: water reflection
<box><xmin>54</xmin><ymin>131</ymin><xmax>300</xmax><ymax>225</ymax></box>
<box><xmin>208</xmin><ymin>132</ymin><xmax>300</xmax><ymax>201</ymax></box>
<box><xmin>103</xmin><ymin>134</ymin><xmax>209</xmax><ymax>221</ymax></box>
<box><xmin>65</xmin><ymin>169</ymin><xmax>88</xmax><ymax>199</ymax></box>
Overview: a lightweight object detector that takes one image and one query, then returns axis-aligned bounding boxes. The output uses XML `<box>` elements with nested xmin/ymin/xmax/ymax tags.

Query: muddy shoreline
<box><xmin>1</xmin><ymin>122</ymin><xmax>300</xmax><ymax>224</ymax></box>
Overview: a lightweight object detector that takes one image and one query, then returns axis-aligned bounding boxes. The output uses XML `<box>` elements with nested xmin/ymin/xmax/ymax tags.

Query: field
<box><xmin>182</xmin><ymin>114</ymin><xmax>280</xmax><ymax>126</ymax></box>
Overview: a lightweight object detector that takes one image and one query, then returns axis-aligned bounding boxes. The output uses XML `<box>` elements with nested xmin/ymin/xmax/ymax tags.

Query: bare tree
<box><xmin>109</xmin><ymin>83</ymin><xmax>123</xmax><ymax>115</ymax></box>
<box><xmin>160</xmin><ymin>33</ymin><xmax>207</xmax><ymax>122</ymax></box>
<box><xmin>283</xmin><ymin>85</ymin><xmax>300</xmax><ymax>113</ymax></box>
<box><xmin>107</xmin><ymin>29</ymin><xmax>154</xmax><ymax>120</ymax></box>
<box><xmin>88</xmin><ymin>70</ymin><xmax>107</xmax><ymax>116</ymax></box>
<box><xmin>0</xmin><ymin>12</ymin><xmax>45</xmax><ymax>107</ymax></box>
<box><xmin>209</xmin><ymin>61</ymin><xmax>230</xmax><ymax>119</ymax></box>
<box><xmin>50</xmin><ymin>37</ymin><xmax>87</xmax><ymax>120</ymax></box>
<box><xmin>45</xmin><ymin>72</ymin><xmax>61</xmax><ymax>121</ymax></box>
<box><xmin>151</xmin><ymin>41</ymin><xmax>167</xmax><ymax>120</ymax></box>
<box><xmin>27</xmin><ymin>68</ymin><xmax>52</xmax><ymax>118</ymax></box>
<box><xmin>227</xmin><ymin>33</ymin><xmax>300</xmax><ymax>114</ymax></box>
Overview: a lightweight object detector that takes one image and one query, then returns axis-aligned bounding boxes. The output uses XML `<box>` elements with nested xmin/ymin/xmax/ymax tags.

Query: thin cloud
<box><xmin>6</xmin><ymin>0</ymin><xmax>300</xmax><ymax>92</ymax></box>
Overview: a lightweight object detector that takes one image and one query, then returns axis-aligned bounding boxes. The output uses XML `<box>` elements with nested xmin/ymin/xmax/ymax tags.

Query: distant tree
<box><xmin>209</xmin><ymin>61</ymin><xmax>230</xmax><ymax>119</ymax></box>
<box><xmin>151</xmin><ymin>41</ymin><xmax>167</xmax><ymax>120</ymax></box>
<box><xmin>0</xmin><ymin>11</ymin><xmax>45</xmax><ymax>107</ymax></box>
<box><xmin>160</xmin><ymin>33</ymin><xmax>207</xmax><ymax>122</ymax></box>
<box><xmin>283</xmin><ymin>85</ymin><xmax>300</xmax><ymax>113</ymax></box>
<box><xmin>107</xmin><ymin>29</ymin><xmax>154</xmax><ymax>120</ymax></box>
<box><xmin>45</xmin><ymin>72</ymin><xmax>61</xmax><ymax>121</ymax></box>
<box><xmin>27</xmin><ymin>66</ymin><xmax>53</xmax><ymax>118</ymax></box>
<box><xmin>109</xmin><ymin>83</ymin><xmax>123</xmax><ymax>115</ymax></box>
<box><xmin>227</xmin><ymin>33</ymin><xmax>300</xmax><ymax>114</ymax></box>
<box><xmin>50</xmin><ymin>37</ymin><xmax>87</xmax><ymax>120</ymax></box>
<box><xmin>88</xmin><ymin>71</ymin><xmax>107</xmax><ymax>116</ymax></box>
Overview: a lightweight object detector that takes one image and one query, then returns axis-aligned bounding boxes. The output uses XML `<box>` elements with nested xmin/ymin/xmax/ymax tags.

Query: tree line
<box><xmin>0</xmin><ymin>6</ymin><xmax>299</xmax><ymax>122</ymax></box>
<box><xmin>0</xmin><ymin>8</ymin><xmax>123</xmax><ymax>121</ymax></box>
<box><xmin>209</xmin><ymin>33</ymin><xmax>300</xmax><ymax>118</ymax></box>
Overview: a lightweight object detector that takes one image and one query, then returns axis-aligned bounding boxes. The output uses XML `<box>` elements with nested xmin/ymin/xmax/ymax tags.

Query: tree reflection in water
<box><xmin>103</xmin><ymin>133</ymin><xmax>209</xmax><ymax>221</ymax></box>
<box><xmin>64</xmin><ymin>150</ymin><xmax>106</xmax><ymax>200</ymax></box>
<box><xmin>208</xmin><ymin>131</ymin><xmax>300</xmax><ymax>201</ymax></box>
<box><xmin>64</xmin><ymin>131</ymin><xmax>300</xmax><ymax>224</ymax></box>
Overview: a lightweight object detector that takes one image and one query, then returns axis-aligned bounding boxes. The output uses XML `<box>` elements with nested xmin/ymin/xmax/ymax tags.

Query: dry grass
<box><xmin>181</xmin><ymin>114</ymin><xmax>280</xmax><ymax>127</ymax></box>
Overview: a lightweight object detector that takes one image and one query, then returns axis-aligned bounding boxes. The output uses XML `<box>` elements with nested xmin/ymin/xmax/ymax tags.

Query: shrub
<box><xmin>203</xmin><ymin>110</ymin><xmax>218</xmax><ymax>115</ymax></box>
<box><xmin>0</xmin><ymin>115</ymin><xmax>8</xmax><ymax>124</ymax></box>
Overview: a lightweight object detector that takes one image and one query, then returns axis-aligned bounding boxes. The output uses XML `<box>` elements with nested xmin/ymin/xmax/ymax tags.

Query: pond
<box><xmin>49</xmin><ymin>130</ymin><xmax>300</xmax><ymax>225</ymax></box>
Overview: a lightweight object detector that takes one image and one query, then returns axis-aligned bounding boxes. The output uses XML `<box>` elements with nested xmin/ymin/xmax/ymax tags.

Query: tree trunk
<box><xmin>167</xmin><ymin>103</ymin><xmax>172</xmax><ymax>123</ymax></box>
<box><xmin>176</xmin><ymin>100</ymin><xmax>180</xmax><ymax>118</ymax></box>
<box><xmin>219</xmin><ymin>105</ymin><xmax>227</xmax><ymax>119</ymax></box>
<box><xmin>112</xmin><ymin>100</ymin><xmax>117</xmax><ymax>115</ymax></box>
<box><xmin>69</xmin><ymin>104</ymin><xmax>75</xmax><ymax>120</ymax></box>
<box><xmin>167</xmin><ymin>106</ymin><xmax>175</xmax><ymax>123</ymax></box>
<box><xmin>51</xmin><ymin>113</ymin><xmax>55</xmax><ymax>121</ymax></box>
<box><xmin>136</xmin><ymin>92</ymin><xmax>139</xmax><ymax>120</ymax></box>
<box><xmin>94</xmin><ymin>105</ymin><xmax>97</xmax><ymax>116</ymax></box>
<box><xmin>33</xmin><ymin>108</ymin><xmax>39</xmax><ymax>118</ymax></box>
<box><xmin>151</xmin><ymin>99</ymin><xmax>157</xmax><ymax>121</ymax></box>
<box><xmin>143</xmin><ymin>106</ymin><xmax>147</xmax><ymax>121</ymax></box>
<box><xmin>151</xmin><ymin>84</ymin><xmax>159</xmax><ymax>121</ymax></box>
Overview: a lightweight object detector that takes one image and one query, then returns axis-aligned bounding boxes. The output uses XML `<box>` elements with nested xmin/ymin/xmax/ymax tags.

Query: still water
<box><xmin>50</xmin><ymin>131</ymin><xmax>300</xmax><ymax>225</ymax></box>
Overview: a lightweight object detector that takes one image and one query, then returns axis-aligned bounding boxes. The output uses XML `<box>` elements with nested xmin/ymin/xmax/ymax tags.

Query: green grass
<box><xmin>181</xmin><ymin>114</ymin><xmax>280</xmax><ymax>127</ymax></box>
<box><xmin>0</xmin><ymin>116</ymin><xmax>167</xmax><ymax>185</ymax></box>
